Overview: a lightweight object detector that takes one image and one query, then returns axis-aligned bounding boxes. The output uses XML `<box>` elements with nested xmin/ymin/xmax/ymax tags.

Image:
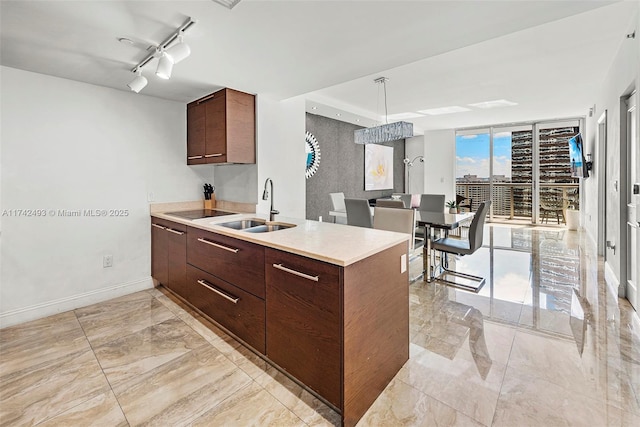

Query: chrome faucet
<box><xmin>262</xmin><ymin>178</ymin><xmax>279</xmax><ymax>221</ymax></box>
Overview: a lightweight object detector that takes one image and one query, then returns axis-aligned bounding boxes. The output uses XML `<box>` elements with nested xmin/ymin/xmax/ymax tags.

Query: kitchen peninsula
<box><xmin>151</xmin><ymin>206</ymin><xmax>409</xmax><ymax>427</ymax></box>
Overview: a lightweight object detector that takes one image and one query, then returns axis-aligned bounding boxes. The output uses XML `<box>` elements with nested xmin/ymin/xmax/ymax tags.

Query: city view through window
<box><xmin>456</xmin><ymin>125</ymin><xmax>580</xmax><ymax>223</ymax></box>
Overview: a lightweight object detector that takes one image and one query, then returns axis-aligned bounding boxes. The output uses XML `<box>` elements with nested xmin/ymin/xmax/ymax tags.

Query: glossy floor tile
<box><xmin>0</xmin><ymin>224</ymin><xmax>638</xmax><ymax>426</ymax></box>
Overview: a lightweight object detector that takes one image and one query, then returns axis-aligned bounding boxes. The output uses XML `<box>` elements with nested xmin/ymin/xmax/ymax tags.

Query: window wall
<box><xmin>455</xmin><ymin>119</ymin><xmax>583</xmax><ymax>224</ymax></box>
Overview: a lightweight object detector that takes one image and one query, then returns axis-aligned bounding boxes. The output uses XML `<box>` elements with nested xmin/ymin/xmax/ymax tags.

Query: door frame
<box><xmin>597</xmin><ymin>111</ymin><xmax>608</xmax><ymax>257</ymax></box>
<box><xmin>622</xmin><ymin>91</ymin><xmax>637</xmax><ymax>309</ymax></box>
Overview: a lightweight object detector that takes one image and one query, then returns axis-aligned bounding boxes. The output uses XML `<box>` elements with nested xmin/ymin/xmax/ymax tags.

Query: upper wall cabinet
<box><xmin>187</xmin><ymin>88</ymin><xmax>256</xmax><ymax>165</ymax></box>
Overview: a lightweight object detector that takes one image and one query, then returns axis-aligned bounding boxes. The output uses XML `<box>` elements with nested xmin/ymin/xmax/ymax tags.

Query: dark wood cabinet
<box><xmin>265</xmin><ymin>249</ymin><xmax>342</xmax><ymax>408</ymax></box>
<box><xmin>187</xmin><ymin>226</ymin><xmax>265</xmax><ymax>299</ymax></box>
<box><xmin>151</xmin><ymin>215</ymin><xmax>409</xmax><ymax>427</ymax></box>
<box><xmin>186</xmin><ymin>102</ymin><xmax>206</xmax><ymax>165</ymax></box>
<box><xmin>266</xmin><ymin>243</ymin><xmax>409</xmax><ymax>427</ymax></box>
<box><xmin>151</xmin><ymin>219</ymin><xmax>187</xmax><ymax>299</ymax></box>
<box><xmin>183</xmin><ymin>226</ymin><xmax>266</xmax><ymax>352</ymax></box>
<box><xmin>151</xmin><ymin>222</ymin><xmax>168</xmax><ymax>285</ymax></box>
<box><xmin>186</xmin><ymin>264</ymin><xmax>265</xmax><ymax>353</ymax></box>
<box><xmin>186</xmin><ymin>88</ymin><xmax>255</xmax><ymax>165</ymax></box>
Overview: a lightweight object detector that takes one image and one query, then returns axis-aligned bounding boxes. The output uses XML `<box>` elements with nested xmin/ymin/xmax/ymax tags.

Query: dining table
<box><xmin>415</xmin><ymin>211</ymin><xmax>474</xmax><ymax>282</ymax></box>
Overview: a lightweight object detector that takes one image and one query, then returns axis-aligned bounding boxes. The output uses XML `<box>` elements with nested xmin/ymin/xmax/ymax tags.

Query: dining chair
<box><xmin>345</xmin><ymin>198</ymin><xmax>373</xmax><ymax>228</ymax></box>
<box><xmin>400</xmin><ymin>193</ymin><xmax>413</xmax><ymax>208</ymax></box>
<box><xmin>431</xmin><ymin>200</ymin><xmax>491</xmax><ymax>293</ymax></box>
<box><xmin>329</xmin><ymin>192</ymin><xmax>347</xmax><ymax>224</ymax></box>
<box><xmin>373</xmin><ymin>206</ymin><xmax>423</xmax><ymax>251</ymax></box>
<box><xmin>416</xmin><ymin>194</ymin><xmax>446</xmax><ymax>240</ymax></box>
<box><xmin>376</xmin><ymin>199</ymin><xmax>405</xmax><ymax>208</ymax></box>
<box><xmin>391</xmin><ymin>193</ymin><xmax>413</xmax><ymax>208</ymax></box>
<box><xmin>418</xmin><ymin>194</ymin><xmax>446</xmax><ymax>212</ymax></box>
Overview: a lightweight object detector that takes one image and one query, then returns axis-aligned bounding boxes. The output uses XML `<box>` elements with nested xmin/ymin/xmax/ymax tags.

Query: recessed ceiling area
<box><xmin>1</xmin><ymin>0</ymin><xmax>636</xmax><ymax>131</ymax></box>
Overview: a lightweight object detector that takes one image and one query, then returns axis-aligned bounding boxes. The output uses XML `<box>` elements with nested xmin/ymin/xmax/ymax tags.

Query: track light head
<box><xmin>127</xmin><ymin>68</ymin><xmax>148</xmax><ymax>93</ymax></box>
<box><xmin>166</xmin><ymin>34</ymin><xmax>191</xmax><ymax>64</ymax></box>
<box><xmin>156</xmin><ymin>50</ymin><xmax>174</xmax><ymax>80</ymax></box>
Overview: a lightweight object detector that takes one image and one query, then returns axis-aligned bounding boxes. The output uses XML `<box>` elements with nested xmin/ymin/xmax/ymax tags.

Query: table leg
<box><xmin>423</xmin><ymin>238</ymin><xmax>428</xmax><ymax>282</ymax></box>
<box><xmin>424</xmin><ymin>226</ymin><xmax>433</xmax><ymax>282</ymax></box>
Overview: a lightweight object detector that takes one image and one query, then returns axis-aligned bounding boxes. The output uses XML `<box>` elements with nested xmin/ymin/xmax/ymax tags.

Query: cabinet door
<box><xmin>187</xmin><ymin>227</ymin><xmax>265</xmax><ymax>299</ymax></box>
<box><xmin>166</xmin><ymin>226</ymin><xmax>187</xmax><ymax>299</ymax></box>
<box><xmin>226</xmin><ymin>89</ymin><xmax>256</xmax><ymax>164</ymax></box>
<box><xmin>265</xmin><ymin>249</ymin><xmax>342</xmax><ymax>407</ymax></box>
<box><xmin>187</xmin><ymin>102</ymin><xmax>206</xmax><ymax>165</ymax></box>
<box><xmin>205</xmin><ymin>92</ymin><xmax>227</xmax><ymax>163</ymax></box>
<box><xmin>151</xmin><ymin>222</ymin><xmax>169</xmax><ymax>285</ymax></box>
<box><xmin>186</xmin><ymin>265</ymin><xmax>265</xmax><ymax>353</ymax></box>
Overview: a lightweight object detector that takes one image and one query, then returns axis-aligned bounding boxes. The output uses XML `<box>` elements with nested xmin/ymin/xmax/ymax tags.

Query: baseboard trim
<box><xmin>0</xmin><ymin>277</ymin><xmax>154</xmax><ymax>329</ymax></box>
<box><xmin>604</xmin><ymin>261</ymin><xmax>623</xmax><ymax>299</ymax></box>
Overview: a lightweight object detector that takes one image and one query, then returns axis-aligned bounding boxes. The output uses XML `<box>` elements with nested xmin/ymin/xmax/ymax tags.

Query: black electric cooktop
<box><xmin>165</xmin><ymin>209</ymin><xmax>236</xmax><ymax>220</ymax></box>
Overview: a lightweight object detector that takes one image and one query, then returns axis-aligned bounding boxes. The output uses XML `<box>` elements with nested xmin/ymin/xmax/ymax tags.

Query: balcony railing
<box><xmin>456</xmin><ymin>182</ymin><xmax>579</xmax><ymax>220</ymax></box>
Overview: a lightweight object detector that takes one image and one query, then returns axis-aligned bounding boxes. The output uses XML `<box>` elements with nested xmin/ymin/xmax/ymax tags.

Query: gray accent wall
<box><xmin>305</xmin><ymin>113</ymin><xmax>405</xmax><ymax>221</ymax></box>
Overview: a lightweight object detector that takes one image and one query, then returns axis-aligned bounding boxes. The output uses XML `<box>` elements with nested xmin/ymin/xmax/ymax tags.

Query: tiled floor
<box><xmin>1</xmin><ymin>224</ymin><xmax>639</xmax><ymax>426</ymax></box>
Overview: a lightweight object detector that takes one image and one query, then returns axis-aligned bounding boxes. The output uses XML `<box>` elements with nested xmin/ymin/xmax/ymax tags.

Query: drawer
<box><xmin>265</xmin><ymin>249</ymin><xmax>342</xmax><ymax>407</ymax></box>
<box><xmin>186</xmin><ymin>264</ymin><xmax>265</xmax><ymax>353</ymax></box>
<box><xmin>187</xmin><ymin>227</ymin><xmax>265</xmax><ymax>299</ymax></box>
<box><xmin>151</xmin><ymin>217</ymin><xmax>187</xmax><ymax>233</ymax></box>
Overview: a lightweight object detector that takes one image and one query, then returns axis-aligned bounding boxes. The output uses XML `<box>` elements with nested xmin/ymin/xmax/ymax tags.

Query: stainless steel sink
<box><xmin>218</xmin><ymin>219</ymin><xmax>266</xmax><ymax>230</ymax></box>
<box><xmin>217</xmin><ymin>219</ymin><xmax>295</xmax><ymax>233</ymax></box>
<box><xmin>242</xmin><ymin>223</ymin><xmax>296</xmax><ymax>233</ymax></box>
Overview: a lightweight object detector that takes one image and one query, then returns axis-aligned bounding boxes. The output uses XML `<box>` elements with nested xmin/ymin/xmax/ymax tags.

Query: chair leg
<box><xmin>435</xmin><ymin>251</ymin><xmax>486</xmax><ymax>293</ymax></box>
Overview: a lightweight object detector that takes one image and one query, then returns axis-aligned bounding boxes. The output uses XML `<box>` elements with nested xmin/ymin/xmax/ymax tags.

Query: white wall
<box><xmin>0</xmin><ymin>67</ymin><xmax>213</xmax><ymax>327</ymax></box>
<box><xmin>583</xmin><ymin>8</ymin><xmax>639</xmax><ymax>292</ymax></box>
<box><xmin>213</xmin><ymin>164</ymin><xmax>258</xmax><ymax>204</ymax></box>
<box><xmin>256</xmin><ymin>96</ymin><xmax>306</xmax><ymax>219</ymax></box>
<box><xmin>423</xmin><ymin>130</ymin><xmax>456</xmax><ymax>202</ymax></box>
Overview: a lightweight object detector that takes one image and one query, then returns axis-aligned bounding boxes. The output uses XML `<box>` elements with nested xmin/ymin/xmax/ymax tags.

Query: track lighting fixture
<box><xmin>127</xmin><ymin>68</ymin><xmax>148</xmax><ymax>93</ymax></box>
<box><xmin>125</xmin><ymin>17</ymin><xmax>196</xmax><ymax>93</ymax></box>
<box><xmin>166</xmin><ymin>33</ymin><xmax>191</xmax><ymax>64</ymax></box>
<box><xmin>155</xmin><ymin>49</ymin><xmax>174</xmax><ymax>80</ymax></box>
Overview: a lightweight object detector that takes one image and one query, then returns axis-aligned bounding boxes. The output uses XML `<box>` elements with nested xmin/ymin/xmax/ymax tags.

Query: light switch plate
<box><xmin>401</xmin><ymin>254</ymin><xmax>407</xmax><ymax>273</ymax></box>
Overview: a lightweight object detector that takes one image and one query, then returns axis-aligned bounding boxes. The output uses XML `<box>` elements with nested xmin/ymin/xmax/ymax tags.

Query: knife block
<box><xmin>204</xmin><ymin>195</ymin><xmax>216</xmax><ymax>210</ymax></box>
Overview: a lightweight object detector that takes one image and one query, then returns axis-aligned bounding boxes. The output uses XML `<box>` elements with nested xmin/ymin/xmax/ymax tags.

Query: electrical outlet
<box><xmin>103</xmin><ymin>255</ymin><xmax>113</xmax><ymax>268</ymax></box>
<box><xmin>147</xmin><ymin>192</ymin><xmax>155</xmax><ymax>202</ymax></box>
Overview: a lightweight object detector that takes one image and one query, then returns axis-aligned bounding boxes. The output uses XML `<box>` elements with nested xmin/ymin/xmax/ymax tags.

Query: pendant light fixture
<box><xmin>127</xmin><ymin>68</ymin><xmax>148</xmax><ymax>93</ymax></box>
<box><xmin>354</xmin><ymin>77</ymin><xmax>414</xmax><ymax>144</ymax></box>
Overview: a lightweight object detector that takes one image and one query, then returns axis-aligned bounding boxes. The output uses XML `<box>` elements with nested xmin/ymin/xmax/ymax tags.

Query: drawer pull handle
<box><xmin>187</xmin><ymin>155</ymin><xmax>204</xmax><ymax>160</ymax></box>
<box><xmin>152</xmin><ymin>223</ymin><xmax>166</xmax><ymax>230</ymax></box>
<box><xmin>205</xmin><ymin>153</ymin><xmax>223</xmax><ymax>158</ymax></box>
<box><xmin>272</xmin><ymin>263</ymin><xmax>319</xmax><ymax>282</ymax></box>
<box><xmin>197</xmin><ymin>280</ymin><xmax>239</xmax><ymax>304</ymax></box>
<box><xmin>166</xmin><ymin>228</ymin><xmax>185</xmax><ymax>235</ymax></box>
<box><xmin>197</xmin><ymin>238</ymin><xmax>239</xmax><ymax>253</ymax></box>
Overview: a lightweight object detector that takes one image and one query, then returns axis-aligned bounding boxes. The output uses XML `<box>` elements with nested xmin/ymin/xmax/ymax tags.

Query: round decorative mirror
<box><xmin>305</xmin><ymin>131</ymin><xmax>321</xmax><ymax>179</ymax></box>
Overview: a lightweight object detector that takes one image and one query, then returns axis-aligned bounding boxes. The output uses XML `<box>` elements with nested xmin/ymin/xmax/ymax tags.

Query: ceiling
<box><xmin>1</xmin><ymin>1</ymin><xmax>637</xmax><ymax>132</ymax></box>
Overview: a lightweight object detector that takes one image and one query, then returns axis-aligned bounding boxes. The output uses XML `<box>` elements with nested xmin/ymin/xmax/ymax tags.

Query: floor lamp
<box><xmin>403</xmin><ymin>156</ymin><xmax>424</xmax><ymax>193</ymax></box>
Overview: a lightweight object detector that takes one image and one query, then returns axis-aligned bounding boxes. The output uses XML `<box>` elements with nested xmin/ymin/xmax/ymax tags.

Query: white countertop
<box><xmin>151</xmin><ymin>210</ymin><xmax>408</xmax><ymax>267</ymax></box>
